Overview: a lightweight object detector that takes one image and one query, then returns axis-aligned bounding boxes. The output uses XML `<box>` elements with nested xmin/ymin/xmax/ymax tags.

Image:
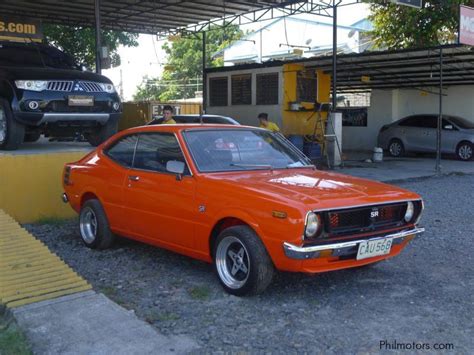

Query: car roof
<box><xmin>122</xmin><ymin>124</ymin><xmax>262</xmax><ymax>135</ymax></box>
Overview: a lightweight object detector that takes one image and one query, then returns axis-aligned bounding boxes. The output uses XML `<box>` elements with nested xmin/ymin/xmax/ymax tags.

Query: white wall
<box><xmin>206</xmin><ymin>67</ymin><xmax>283</xmax><ymax>127</ymax></box>
<box><xmin>342</xmin><ymin>86</ymin><xmax>474</xmax><ymax>151</ymax></box>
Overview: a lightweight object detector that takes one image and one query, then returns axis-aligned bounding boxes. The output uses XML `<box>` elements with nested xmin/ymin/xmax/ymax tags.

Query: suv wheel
<box><xmin>0</xmin><ymin>98</ymin><xmax>25</xmax><ymax>150</ymax></box>
<box><xmin>87</xmin><ymin>119</ymin><xmax>118</xmax><ymax>147</ymax></box>
<box><xmin>456</xmin><ymin>141</ymin><xmax>473</xmax><ymax>161</ymax></box>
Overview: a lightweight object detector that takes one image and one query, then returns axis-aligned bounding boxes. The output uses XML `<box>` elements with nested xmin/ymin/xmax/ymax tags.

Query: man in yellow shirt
<box><xmin>161</xmin><ymin>105</ymin><xmax>176</xmax><ymax>124</ymax></box>
<box><xmin>258</xmin><ymin>112</ymin><xmax>280</xmax><ymax>132</ymax></box>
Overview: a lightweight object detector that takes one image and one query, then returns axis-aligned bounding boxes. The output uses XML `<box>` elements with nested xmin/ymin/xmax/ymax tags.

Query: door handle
<box><xmin>128</xmin><ymin>175</ymin><xmax>140</xmax><ymax>181</ymax></box>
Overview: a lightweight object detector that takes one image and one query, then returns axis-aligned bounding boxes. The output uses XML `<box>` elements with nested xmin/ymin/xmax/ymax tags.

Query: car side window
<box><xmin>422</xmin><ymin>116</ymin><xmax>437</xmax><ymax>129</ymax></box>
<box><xmin>133</xmin><ymin>133</ymin><xmax>190</xmax><ymax>175</ymax></box>
<box><xmin>104</xmin><ymin>134</ymin><xmax>138</xmax><ymax>167</ymax></box>
<box><xmin>399</xmin><ymin>116</ymin><xmax>420</xmax><ymax>127</ymax></box>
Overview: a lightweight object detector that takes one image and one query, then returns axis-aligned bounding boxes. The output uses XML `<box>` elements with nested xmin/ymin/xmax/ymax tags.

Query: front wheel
<box><xmin>87</xmin><ymin>119</ymin><xmax>118</xmax><ymax>147</ymax></box>
<box><xmin>79</xmin><ymin>199</ymin><xmax>115</xmax><ymax>249</ymax></box>
<box><xmin>214</xmin><ymin>226</ymin><xmax>274</xmax><ymax>296</ymax></box>
<box><xmin>0</xmin><ymin>98</ymin><xmax>25</xmax><ymax>150</ymax></box>
<box><xmin>456</xmin><ymin>141</ymin><xmax>473</xmax><ymax>161</ymax></box>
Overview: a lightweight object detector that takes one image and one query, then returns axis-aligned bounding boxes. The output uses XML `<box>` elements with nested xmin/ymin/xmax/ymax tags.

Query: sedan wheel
<box><xmin>456</xmin><ymin>142</ymin><xmax>473</xmax><ymax>161</ymax></box>
<box><xmin>214</xmin><ymin>226</ymin><xmax>274</xmax><ymax>296</ymax></box>
<box><xmin>388</xmin><ymin>139</ymin><xmax>404</xmax><ymax>157</ymax></box>
<box><xmin>79</xmin><ymin>199</ymin><xmax>115</xmax><ymax>249</ymax></box>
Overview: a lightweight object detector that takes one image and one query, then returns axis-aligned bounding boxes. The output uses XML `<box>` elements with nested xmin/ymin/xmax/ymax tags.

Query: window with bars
<box><xmin>297</xmin><ymin>69</ymin><xmax>317</xmax><ymax>103</ymax></box>
<box><xmin>231</xmin><ymin>74</ymin><xmax>252</xmax><ymax>105</ymax></box>
<box><xmin>256</xmin><ymin>73</ymin><xmax>279</xmax><ymax>105</ymax></box>
<box><xmin>209</xmin><ymin>77</ymin><xmax>228</xmax><ymax>106</ymax></box>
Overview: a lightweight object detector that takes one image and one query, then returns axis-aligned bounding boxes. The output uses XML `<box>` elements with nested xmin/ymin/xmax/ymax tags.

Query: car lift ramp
<box><xmin>0</xmin><ymin>210</ymin><xmax>91</xmax><ymax>308</ymax></box>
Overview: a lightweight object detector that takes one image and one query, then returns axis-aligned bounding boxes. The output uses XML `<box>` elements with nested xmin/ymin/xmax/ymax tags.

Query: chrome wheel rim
<box><xmin>389</xmin><ymin>142</ymin><xmax>402</xmax><ymax>156</ymax></box>
<box><xmin>459</xmin><ymin>145</ymin><xmax>472</xmax><ymax>160</ymax></box>
<box><xmin>80</xmin><ymin>207</ymin><xmax>98</xmax><ymax>243</ymax></box>
<box><xmin>215</xmin><ymin>236</ymin><xmax>250</xmax><ymax>289</ymax></box>
<box><xmin>0</xmin><ymin>107</ymin><xmax>6</xmax><ymax>143</ymax></box>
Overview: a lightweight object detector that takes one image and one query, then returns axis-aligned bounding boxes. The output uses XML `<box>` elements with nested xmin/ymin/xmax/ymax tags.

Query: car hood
<box><xmin>0</xmin><ymin>66</ymin><xmax>112</xmax><ymax>83</ymax></box>
<box><xmin>203</xmin><ymin>168</ymin><xmax>420</xmax><ymax>210</ymax></box>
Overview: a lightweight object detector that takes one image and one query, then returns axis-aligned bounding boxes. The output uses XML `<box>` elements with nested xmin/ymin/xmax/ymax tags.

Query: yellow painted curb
<box><xmin>0</xmin><ymin>209</ymin><xmax>92</xmax><ymax>308</ymax></box>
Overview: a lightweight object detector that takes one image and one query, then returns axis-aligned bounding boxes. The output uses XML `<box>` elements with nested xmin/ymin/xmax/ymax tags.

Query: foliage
<box><xmin>0</xmin><ymin>311</ymin><xmax>31</xmax><ymax>355</ymax></box>
<box><xmin>134</xmin><ymin>25</ymin><xmax>243</xmax><ymax>101</ymax></box>
<box><xmin>368</xmin><ymin>1</ymin><xmax>474</xmax><ymax>49</ymax></box>
<box><xmin>44</xmin><ymin>24</ymin><xmax>139</xmax><ymax>69</ymax></box>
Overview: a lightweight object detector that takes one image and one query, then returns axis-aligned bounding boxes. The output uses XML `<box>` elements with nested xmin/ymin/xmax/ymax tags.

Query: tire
<box><xmin>0</xmin><ymin>97</ymin><xmax>25</xmax><ymax>150</ymax></box>
<box><xmin>456</xmin><ymin>141</ymin><xmax>473</xmax><ymax>161</ymax></box>
<box><xmin>388</xmin><ymin>138</ymin><xmax>404</xmax><ymax>157</ymax></box>
<box><xmin>79</xmin><ymin>199</ymin><xmax>115</xmax><ymax>249</ymax></box>
<box><xmin>24</xmin><ymin>132</ymin><xmax>41</xmax><ymax>142</ymax></box>
<box><xmin>87</xmin><ymin>119</ymin><xmax>118</xmax><ymax>147</ymax></box>
<box><xmin>213</xmin><ymin>225</ymin><xmax>274</xmax><ymax>296</ymax></box>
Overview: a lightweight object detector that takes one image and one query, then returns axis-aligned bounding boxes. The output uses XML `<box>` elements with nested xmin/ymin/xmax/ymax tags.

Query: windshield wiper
<box><xmin>230</xmin><ymin>163</ymin><xmax>273</xmax><ymax>170</ymax></box>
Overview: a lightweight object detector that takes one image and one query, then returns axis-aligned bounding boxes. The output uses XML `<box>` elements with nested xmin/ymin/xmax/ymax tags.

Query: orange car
<box><xmin>62</xmin><ymin>124</ymin><xmax>424</xmax><ymax>295</ymax></box>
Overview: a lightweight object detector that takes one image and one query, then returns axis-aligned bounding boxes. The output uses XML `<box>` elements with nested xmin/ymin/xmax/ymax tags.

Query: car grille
<box><xmin>46</xmin><ymin>101</ymin><xmax>110</xmax><ymax>113</ymax></box>
<box><xmin>78</xmin><ymin>81</ymin><xmax>105</xmax><ymax>92</ymax></box>
<box><xmin>47</xmin><ymin>81</ymin><xmax>74</xmax><ymax>92</ymax></box>
<box><xmin>323</xmin><ymin>202</ymin><xmax>408</xmax><ymax>237</ymax></box>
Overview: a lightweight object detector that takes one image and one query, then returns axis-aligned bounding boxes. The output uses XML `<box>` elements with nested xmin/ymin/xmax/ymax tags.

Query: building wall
<box><xmin>342</xmin><ymin>86</ymin><xmax>474</xmax><ymax>151</ymax></box>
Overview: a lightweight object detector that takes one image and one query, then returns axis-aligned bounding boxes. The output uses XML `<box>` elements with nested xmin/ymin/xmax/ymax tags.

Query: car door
<box><xmin>397</xmin><ymin>116</ymin><xmax>423</xmax><ymax>151</ymax></box>
<box><xmin>441</xmin><ymin>118</ymin><xmax>459</xmax><ymax>153</ymax></box>
<box><xmin>122</xmin><ymin>132</ymin><xmax>197</xmax><ymax>251</ymax></box>
<box><xmin>416</xmin><ymin>115</ymin><xmax>437</xmax><ymax>152</ymax></box>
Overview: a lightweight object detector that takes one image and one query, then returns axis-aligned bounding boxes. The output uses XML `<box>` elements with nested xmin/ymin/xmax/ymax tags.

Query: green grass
<box><xmin>188</xmin><ymin>286</ymin><xmax>211</xmax><ymax>300</ymax></box>
<box><xmin>0</xmin><ymin>309</ymin><xmax>31</xmax><ymax>355</ymax></box>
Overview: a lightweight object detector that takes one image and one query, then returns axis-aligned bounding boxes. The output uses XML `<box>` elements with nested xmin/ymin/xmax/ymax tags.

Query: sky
<box><xmin>103</xmin><ymin>2</ymin><xmax>370</xmax><ymax>101</ymax></box>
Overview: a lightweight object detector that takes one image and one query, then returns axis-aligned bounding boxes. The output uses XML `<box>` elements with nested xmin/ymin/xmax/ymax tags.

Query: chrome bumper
<box><xmin>283</xmin><ymin>227</ymin><xmax>425</xmax><ymax>260</ymax></box>
<box><xmin>39</xmin><ymin>113</ymin><xmax>110</xmax><ymax>124</ymax></box>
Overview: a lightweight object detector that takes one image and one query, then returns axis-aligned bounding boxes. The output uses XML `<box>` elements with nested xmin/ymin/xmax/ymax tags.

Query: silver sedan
<box><xmin>377</xmin><ymin>114</ymin><xmax>474</xmax><ymax>161</ymax></box>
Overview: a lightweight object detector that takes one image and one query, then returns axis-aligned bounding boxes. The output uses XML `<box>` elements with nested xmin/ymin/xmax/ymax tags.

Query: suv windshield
<box><xmin>183</xmin><ymin>129</ymin><xmax>312</xmax><ymax>172</ymax></box>
<box><xmin>0</xmin><ymin>43</ymin><xmax>78</xmax><ymax>69</ymax></box>
<box><xmin>447</xmin><ymin>116</ymin><xmax>474</xmax><ymax>129</ymax></box>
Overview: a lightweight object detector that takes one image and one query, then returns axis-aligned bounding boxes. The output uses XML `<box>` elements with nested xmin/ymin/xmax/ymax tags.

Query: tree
<box><xmin>44</xmin><ymin>24</ymin><xmax>139</xmax><ymax>69</ymax></box>
<box><xmin>368</xmin><ymin>1</ymin><xmax>474</xmax><ymax>49</ymax></box>
<box><xmin>134</xmin><ymin>24</ymin><xmax>243</xmax><ymax>101</ymax></box>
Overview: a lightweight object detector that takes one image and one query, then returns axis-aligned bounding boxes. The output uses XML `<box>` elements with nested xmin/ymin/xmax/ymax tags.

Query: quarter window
<box><xmin>133</xmin><ymin>133</ymin><xmax>189</xmax><ymax>175</ymax></box>
<box><xmin>105</xmin><ymin>134</ymin><xmax>138</xmax><ymax>167</ymax></box>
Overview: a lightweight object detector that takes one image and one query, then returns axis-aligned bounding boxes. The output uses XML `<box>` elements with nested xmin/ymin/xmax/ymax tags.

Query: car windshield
<box><xmin>447</xmin><ymin>116</ymin><xmax>474</xmax><ymax>129</ymax></box>
<box><xmin>0</xmin><ymin>43</ymin><xmax>79</xmax><ymax>69</ymax></box>
<box><xmin>183</xmin><ymin>129</ymin><xmax>313</xmax><ymax>172</ymax></box>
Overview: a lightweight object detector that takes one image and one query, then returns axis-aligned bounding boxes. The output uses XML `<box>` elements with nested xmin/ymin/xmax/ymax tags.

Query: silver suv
<box><xmin>377</xmin><ymin>114</ymin><xmax>474</xmax><ymax>161</ymax></box>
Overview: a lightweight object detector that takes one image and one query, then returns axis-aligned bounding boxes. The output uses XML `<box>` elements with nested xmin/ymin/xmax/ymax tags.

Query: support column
<box><xmin>95</xmin><ymin>0</ymin><xmax>102</xmax><ymax>74</ymax></box>
<box><xmin>202</xmin><ymin>31</ymin><xmax>207</xmax><ymax>113</ymax></box>
<box><xmin>436</xmin><ymin>47</ymin><xmax>443</xmax><ymax>173</ymax></box>
<box><xmin>331</xmin><ymin>2</ymin><xmax>337</xmax><ymax>111</ymax></box>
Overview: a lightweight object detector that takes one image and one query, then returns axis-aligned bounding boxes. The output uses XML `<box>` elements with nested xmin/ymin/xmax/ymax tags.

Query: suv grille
<box><xmin>47</xmin><ymin>81</ymin><xmax>73</xmax><ymax>91</ymax></box>
<box><xmin>323</xmin><ymin>202</ymin><xmax>407</xmax><ymax>237</ymax></box>
<box><xmin>78</xmin><ymin>81</ymin><xmax>103</xmax><ymax>92</ymax></box>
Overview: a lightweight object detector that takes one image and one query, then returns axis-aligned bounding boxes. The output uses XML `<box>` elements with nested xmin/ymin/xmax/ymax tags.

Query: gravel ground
<box><xmin>25</xmin><ymin>174</ymin><xmax>474</xmax><ymax>354</ymax></box>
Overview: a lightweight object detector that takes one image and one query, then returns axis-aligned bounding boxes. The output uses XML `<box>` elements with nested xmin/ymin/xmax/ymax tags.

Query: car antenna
<box><xmin>28</xmin><ymin>36</ymin><xmax>47</xmax><ymax>68</ymax></box>
<box><xmin>199</xmin><ymin>107</ymin><xmax>204</xmax><ymax>124</ymax></box>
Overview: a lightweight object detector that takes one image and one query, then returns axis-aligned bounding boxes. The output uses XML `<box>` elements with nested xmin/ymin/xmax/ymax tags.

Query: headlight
<box><xmin>404</xmin><ymin>201</ymin><xmax>414</xmax><ymax>222</ymax></box>
<box><xmin>99</xmin><ymin>83</ymin><xmax>116</xmax><ymax>93</ymax></box>
<box><xmin>15</xmin><ymin>80</ymin><xmax>48</xmax><ymax>92</ymax></box>
<box><xmin>305</xmin><ymin>212</ymin><xmax>321</xmax><ymax>238</ymax></box>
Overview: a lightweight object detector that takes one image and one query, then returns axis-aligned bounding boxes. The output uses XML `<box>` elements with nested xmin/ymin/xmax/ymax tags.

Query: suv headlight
<box><xmin>98</xmin><ymin>83</ymin><xmax>116</xmax><ymax>93</ymax></box>
<box><xmin>15</xmin><ymin>80</ymin><xmax>48</xmax><ymax>92</ymax></box>
<box><xmin>404</xmin><ymin>201</ymin><xmax>414</xmax><ymax>222</ymax></box>
<box><xmin>304</xmin><ymin>212</ymin><xmax>322</xmax><ymax>238</ymax></box>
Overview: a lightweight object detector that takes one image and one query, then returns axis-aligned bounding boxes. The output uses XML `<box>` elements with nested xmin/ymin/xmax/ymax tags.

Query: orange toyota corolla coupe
<box><xmin>62</xmin><ymin>124</ymin><xmax>424</xmax><ymax>295</ymax></box>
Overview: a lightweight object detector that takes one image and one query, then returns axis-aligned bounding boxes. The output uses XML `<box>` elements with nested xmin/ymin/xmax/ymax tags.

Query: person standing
<box><xmin>161</xmin><ymin>105</ymin><xmax>176</xmax><ymax>124</ymax></box>
<box><xmin>258</xmin><ymin>112</ymin><xmax>280</xmax><ymax>132</ymax></box>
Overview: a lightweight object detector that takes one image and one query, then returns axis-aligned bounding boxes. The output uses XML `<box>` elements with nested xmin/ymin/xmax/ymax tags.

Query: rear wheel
<box><xmin>0</xmin><ymin>98</ymin><xmax>25</xmax><ymax>150</ymax></box>
<box><xmin>456</xmin><ymin>141</ymin><xmax>473</xmax><ymax>161</ymax></box>
<box><xmin>87</xmin><ymin>119</ymin><xmax>118</xmax><ymax>147</ymax></box>
<box><xmin>79</xmin><ymin>199</ymin><xmax>115</xmax><ymax>249</ymax></box>
<box><xmin>214</xmin><ymin>225</ymin><xmax>274</xmax><ymax>296</ymax></box>
<box><xmin>388</xmin><ymin>138</ymin><xmax>404</xmax><ymax>157</ymax></box>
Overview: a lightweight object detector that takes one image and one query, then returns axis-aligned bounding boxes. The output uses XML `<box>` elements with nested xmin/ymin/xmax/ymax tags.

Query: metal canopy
<box><xmin>206</xmin><ymin>44</ymin><xmax>474</xmax><ymax>94</ymax></box>
<box><xmin>0</xmin><ymin>0</ymin><xmax>343</xmax><ymax>36</ymax></box>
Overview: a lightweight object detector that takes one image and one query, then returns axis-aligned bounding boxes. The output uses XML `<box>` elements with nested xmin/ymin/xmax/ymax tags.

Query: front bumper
<box><xmin>283</xmin><ymin>227</ymin><xmax>425</xmax><ymax>260</ymax></box>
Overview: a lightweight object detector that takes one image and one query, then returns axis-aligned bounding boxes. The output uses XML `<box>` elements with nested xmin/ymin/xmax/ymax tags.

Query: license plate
<box><xmin>356</xmin><ymin>238</ymin><xmax>393</xmax><ymax>260</ymax></box>
<box><xmin>68</xmin><ymin>95</ymin><xmax>94</xmax><ymax>106</ymax></box>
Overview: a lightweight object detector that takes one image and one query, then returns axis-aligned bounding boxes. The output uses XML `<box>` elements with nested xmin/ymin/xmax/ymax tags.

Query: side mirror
<box><xmin>443</xmin><ymin>124</ymin><xmax>454</xmax><ymax>130</ymax></box>
<box><xmin>166</xmin><ymin>160</ymin><xmax>185</xmax><ymax>180</ymax></box>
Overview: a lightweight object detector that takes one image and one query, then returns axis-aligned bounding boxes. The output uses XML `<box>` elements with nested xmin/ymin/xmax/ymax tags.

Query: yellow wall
<box><xmin>0</xmin><ymin>152</ymin><xmax>86</xmax><ymax>223</ymax></box>
<box><xmin>282</xmin><ymin>64</ymin><xmax>330</xmax><ymax>140</ymax></box>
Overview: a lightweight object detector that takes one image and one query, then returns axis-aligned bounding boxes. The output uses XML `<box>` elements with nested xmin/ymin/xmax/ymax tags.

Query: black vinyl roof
<box><xmin>205</xmin><ymin>44</ymin><xmax>474</xmax><ymax>93</ymax></box>
<box><xmin>0</xmin><ymin>0</ymin><xmax>339</xmax><ymax>36</ymax></box>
